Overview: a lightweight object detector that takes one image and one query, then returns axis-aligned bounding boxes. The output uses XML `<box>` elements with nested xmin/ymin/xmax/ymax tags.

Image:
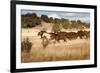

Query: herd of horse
<box><xmin>21</xmin><ymin>30</ymin><xmax>90</xmax><ymax>52</ymax></box>
<box><xmin>37</xmin><ymin>30</ymin><xmax>90</xmax><ymax>42</ymax></box>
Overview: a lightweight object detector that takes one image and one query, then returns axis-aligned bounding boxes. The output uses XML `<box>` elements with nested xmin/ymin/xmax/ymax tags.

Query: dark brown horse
<box><xmin>56</xmin><ymin>32</ymin><xmax>67</xmax><ymax>42</ymax></box>
<box><xmin>66</xmin><ymin>32</ymin><xmax>78</xmax><ymax>40</ymax></box>
<box><xmin>77</xmin><ymin>30</ymin><xmax>90</xmax><ymax>39</ymax></box>
<box><xmin>84</xmin><ymin>31</ymin><xmax>90</xmax><ymax>39</ymax></box>
<box><xmin>42</xmin><ymin>31</ymin><xmax>67</xmax><ymax>42</ymax></box>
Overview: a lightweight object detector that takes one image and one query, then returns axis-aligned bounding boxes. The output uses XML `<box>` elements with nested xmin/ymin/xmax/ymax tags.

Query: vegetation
<box><xmin>41</xmin><ymin>36</ymin><xmax>50</xmax><ymax>48</ymax></box>
<box><xmin>52</xmin><ymin>23</ymin><xmax>61</xmax><ymax>33</ymax></box>
<box><xmin>21</xmin><ymin>13</ymin><xmax>90</xmax><ymax>29</ymax></box>
<box><xmin>21</xmin><ymin>39</ymin><xmax>90</xmax><ymax>62</ymax></box>
<box><xmin>21</xmin><ymin>38</ymin><xmax>32</xmax><ymax>52</ymax></box>
<box><xmin>21</xmin><ymin>13</ymin><xmax>41</xmax><ymax>28</ymax></box>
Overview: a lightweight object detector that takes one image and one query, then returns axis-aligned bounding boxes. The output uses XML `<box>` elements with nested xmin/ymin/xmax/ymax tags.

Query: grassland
<box><xmin>21</xmin><ymin>28</ymin><xmax>90</xmax><ymax>63</ymax></box>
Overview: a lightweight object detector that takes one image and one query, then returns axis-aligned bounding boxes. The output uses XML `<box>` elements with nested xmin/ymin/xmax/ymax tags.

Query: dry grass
<box><xmin>21</xmin><ymin>28</ymin><xmax>90</xmax><ymax>63</ymax></box>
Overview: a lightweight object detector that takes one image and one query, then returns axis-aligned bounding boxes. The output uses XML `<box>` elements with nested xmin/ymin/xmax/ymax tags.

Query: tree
<box><xmin>31</xmin><ymin>13</ymin><xmax>37</xmax><ymax>19</ymax></box>
<box><xmin>41</xmin><ymin>15</ymin><xmax>49</xmax><ymax>23</ymax></box>
<box><xmin>21</xmin><ymin>13</ymin><xmax>41</xmax><ymax>28</ymax></box>
<box><xmin>53</xmin><ymin>18</ymin><xmax>61</xmax><ymax>24</ymax></box>
<box><xmin>51</xmin><ymin>18</ymin><xmax>61</xmax><ymax>33</ymax></box>
<box><xmin>77</xmin><ymin>20</ymin><xmax>82</xmax><ymax>24</ymax></box>
<box><xmin>49</xmin><ymin>17</ymin><xmax>53</xmax><ymax>23</ymax></box>
<box><xmin>61</xmin><ymin>18</ymin><xmax>70</xmax><ymax>29</ymax></box>
<box><xmin>52</xmin><ymin>23</ymin><xmax>61</xmax><ymax>33</ymax></box>
<box><xmin>70</xmin><ymin>20</ymin><xmax>77</xmax><ymax>29</ymax></box>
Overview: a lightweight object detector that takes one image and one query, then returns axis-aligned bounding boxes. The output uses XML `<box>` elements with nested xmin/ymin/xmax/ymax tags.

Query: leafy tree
<box><xmin>41</xmin><ymin>15</ymin><xmax>50</xmax><ymax>23</ymax></box>
<box><xmin>53</xmin><ymin>18</ymin><xmax>61</xmax><ymax>24</ymax></box>
<box><xmin>49</xmin><ymin>17</ymin><xmax>53</xmax><ymax>23</ymax></box>
<box><xmin>21</xmin><ymin>13</ymin><xmax>41</xmax><ymax>28</ymax></box>
<box><xmin>61</xmin><ymin>18</ymin><xmax>70</xmax><ymax>29</ymax></box>
<box><xmin>52</xmin><ymin>23</ymin><xmax>61</xmax><ymax>33</ymax></box>
<box><xmin>70</xmin><ymin>20</ymin><xmax>77</xmax><ymax>28</ymax></box>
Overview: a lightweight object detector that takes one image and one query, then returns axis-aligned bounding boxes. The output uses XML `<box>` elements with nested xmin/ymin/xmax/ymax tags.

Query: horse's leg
<box><xmin>57</xmin><ymin>39</ymin><xmax>60</xmax><ymax>43</ymax></box>
<box><xmin>63</xmin><ymin>39</ymin><xmax>66</xmax><ymax>42</ymax></box>
<box><xmin>53</xmin><ymin>40</ymin><xmax>56</xmax><ymax>44</ymax></box>
<box><xmin>79</xmin><ymin>35</ymin><xmax>82</xmax><ymax>39</ymax></box>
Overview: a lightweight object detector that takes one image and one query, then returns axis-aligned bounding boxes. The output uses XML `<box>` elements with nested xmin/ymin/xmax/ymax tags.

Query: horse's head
<box><xmin>37</xmin><ymin>30</ymin><xmax>47</xmax><ymax>38</ymax></box>
<box><xmin>37</xmin><ymin>32</ymin><xmax>41</xmax><ymax>36</ymax></box>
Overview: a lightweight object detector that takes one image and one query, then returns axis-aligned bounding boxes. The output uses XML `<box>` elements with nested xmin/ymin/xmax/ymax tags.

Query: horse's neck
<box><xmin>42</xmin><ymin>33</ymin><xmax>51</xmax><ymax>38</ymax></box>
<box><xmin>46</xmin><ymin>32</ymin><xmax>53</xmax><ymax>35</ymax></box>
<box><xmin>41</xmin><ymin>31</ymin><xmax>45</xmax><ymax>35</ymax></box>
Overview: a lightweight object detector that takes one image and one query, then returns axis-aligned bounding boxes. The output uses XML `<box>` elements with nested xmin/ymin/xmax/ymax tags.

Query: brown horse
<box><xmin>84</xmin><ymin>31</ymin><xmax>90</xmax><ymax>39</ymax></box>
<box><xmin>44</xmin><ymin>31</ymin><xmax>67</xmax><ymax>42</ymax></box>
<box><xmin>66</xmin><ymin>32</ymin><xmax>78</xmax><ymax>40</ymax></box>
<box><xmin>77</xmin><ymin>30</ymin><xmax>90</xmax><ymax>39</ymax></box>
<box><xmin>56</xmin><ymin>32</ymin><xmax>67</xmax><ymax>42</ymax></box>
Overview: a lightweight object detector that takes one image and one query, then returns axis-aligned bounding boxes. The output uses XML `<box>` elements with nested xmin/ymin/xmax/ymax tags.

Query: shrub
<box><xmin>21</xmin><ymin>38</ymin><xmax>32</xmax><ymax>52</ymax></box>
<box><xmin>52</xmin><ymin>23</ymin><xmax>61</xmax><ymax>33</ymax></box>
<box><xmin>41</xmin><ymin>36</ymin><xmax>49</xmax><ymax>48</ymax></box>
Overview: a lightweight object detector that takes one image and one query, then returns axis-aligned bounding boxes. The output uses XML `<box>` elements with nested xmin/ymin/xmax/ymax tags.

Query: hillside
<box><xmin>21</xmin><ymin>13</ymin><xmax>90</xmax><ymax>31</ymax></box>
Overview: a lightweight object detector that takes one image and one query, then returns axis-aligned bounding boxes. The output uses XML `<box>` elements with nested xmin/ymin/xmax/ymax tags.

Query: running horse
<box><xmin>37</xmin><ymin>30</ymin><xmax>47</xmax><ymax>38</ymax></box>
<box><xmin>77</xmin><ymin>30</ymin><xmax>90</xmax><ymax>39</ymax></box>
<box><xmin>66</xmin><ymin>32</ymin><xmax>78</xmax><ymax>40</ymax></box>
<box><xmin>37</xmin><ymin>30</ymin><xmax>67</xmax><ymax>42</ymax></box>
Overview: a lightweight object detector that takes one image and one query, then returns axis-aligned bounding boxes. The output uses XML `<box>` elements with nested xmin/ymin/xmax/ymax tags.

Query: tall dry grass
<box><xmin>21</xmin><ymin>38</ymin><xmax>90</xmax><ymax>63</ymax></box>
<box><xmin>21</xmin><ymin>28</ymin><xmax>90</xmax><ymax>63</ymax></box>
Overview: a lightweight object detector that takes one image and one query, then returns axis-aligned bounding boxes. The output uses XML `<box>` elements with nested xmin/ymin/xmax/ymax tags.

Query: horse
<box><xmin>55</xmin><ymin>32</ymin><xmax>67</xmax><ymax>42</ymax></box>
<box><xmin>77</xmin><ymin>30</ymin><xmax>90</xmax><ymax>39</ymax></box>
<box><xmin>37</xmin><ymin>30</ymin><xmax>47</xmax><ymax>38</ymax></box>
<box><xmin>83</xmin><ymin>31</ymin><xmax>90</xmax><ymax>39</ymax></box>
<box><xmin>66</xmin><ymin>32</ymin><xmax>78</xmax><ymax>40</ymax></box>
<box><xmin>38</xmin><ymin>31</ymin><xmax>67</xmax><ymax>42</ymax></box>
